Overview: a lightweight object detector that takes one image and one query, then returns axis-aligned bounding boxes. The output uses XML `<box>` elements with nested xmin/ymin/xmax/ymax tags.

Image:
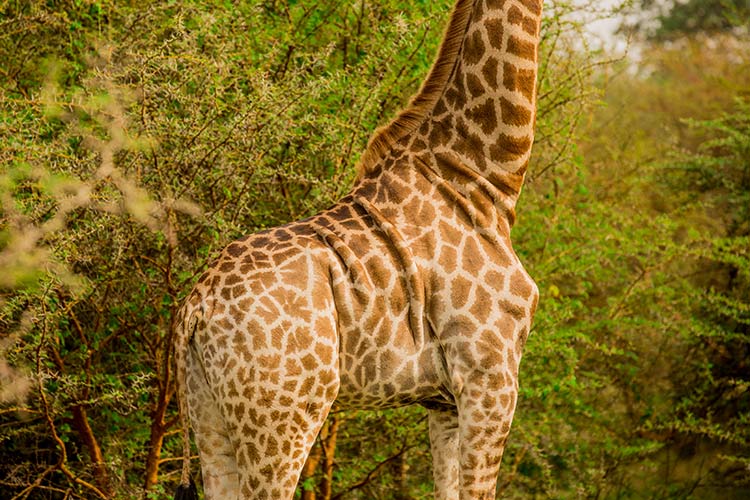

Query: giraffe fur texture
<box><xmin>173</xmin><ymin>0</ymin><xmax>543</xmax><ymax>498</ymax></box>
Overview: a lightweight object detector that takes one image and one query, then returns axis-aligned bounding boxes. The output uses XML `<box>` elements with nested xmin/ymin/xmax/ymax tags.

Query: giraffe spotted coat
<box><xmin>174</xmin><ymin>0</ymin><xmax>543</xmax><ymax>498</ymax></box>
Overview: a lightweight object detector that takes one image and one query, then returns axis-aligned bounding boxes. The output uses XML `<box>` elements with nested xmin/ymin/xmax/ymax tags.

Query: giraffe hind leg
<box><xmin>185</xmin><ymin>344</ymin><xmax>241</xmax><ymax>499</ymax></box>
<box><xmin>189</xmin><ymin>339</ymin><xmax>340</xmax><ymax>499</ymax></box>
<box><xmin>228</xmin><ymin>353</ymin><xmax>340</xmax><ymax>499</ymax></box>
<box><xmin>232</xmin><ymin>407</ymin><xmax>333</xmax><ymax>500</ymax></box>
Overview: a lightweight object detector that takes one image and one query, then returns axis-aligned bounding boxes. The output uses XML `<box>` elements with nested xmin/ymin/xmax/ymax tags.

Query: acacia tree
<box><xmin>1</xmin><ymin>1</ymin><xmax>458</xmax><ymax>497</ymax></box>
<box><xmin>5</xmin><ymin>0</ymin><xmax>710</xmax><ymax>498</ymax></box>
<box><xmin>625</xmin><ymin>0</ymin><xmax>750</xmax><ymax>39</ymax></box>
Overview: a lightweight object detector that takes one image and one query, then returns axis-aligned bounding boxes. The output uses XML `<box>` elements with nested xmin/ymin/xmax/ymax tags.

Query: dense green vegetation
<box><xmin>1</xmin><ymin>0</ymin><xmax>747</xmax><ymax>498</ymax></box>
<box><xmin>627</xmin><ymin>0</ymin><xmax>750</xmax><ymax>39</ymax></box>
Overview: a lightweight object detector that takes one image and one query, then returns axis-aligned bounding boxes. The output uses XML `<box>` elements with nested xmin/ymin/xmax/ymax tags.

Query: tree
<box><xmin>12</xmin><ymin>0</ymin><xmax>745</xmax><ymax>498</ymax></box>
<box><xmin>626</xmin><ymin>0</ymin><xmax>750</xmax><ymax>39</ymax></box>
<box><xmin>0</xmin><ymin>1</ymin><xmax>457</xmax><ymax>497</ymax></box>
<box><xmin>509</xmin><ymin>27</ymin><xmax>750</xmax><ymax>498</ymax></box>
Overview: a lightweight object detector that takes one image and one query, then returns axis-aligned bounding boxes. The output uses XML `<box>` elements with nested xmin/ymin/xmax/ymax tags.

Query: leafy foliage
<box><xmin>1</xmin><ymin>0</ymin><xmax>749</xmax><ymax>499</ymax></box>
<box><xmin>509</xmin><ymin>33</ymin><xmax>750</xmax><ymax>498</ymax></box>
<box><xmin>1</xmin><ymin>1</ymin><xmax>455</xmax><ymax>497</ymax></box>
<box><xmin>627</xmin><ymin>0</ymin><xmax>750</xmax><ymax>39</ymax></box>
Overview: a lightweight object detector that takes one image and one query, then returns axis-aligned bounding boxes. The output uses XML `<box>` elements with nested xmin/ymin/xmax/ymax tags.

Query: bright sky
<box><xmin>570</xmin><ymin>0</ymin><xmax>632</xmax><ymax>54</ymax></box>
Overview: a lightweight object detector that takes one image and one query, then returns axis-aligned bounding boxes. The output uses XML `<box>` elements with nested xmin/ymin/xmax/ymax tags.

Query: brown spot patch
<box><xmin>464</xmin><ymin>29</ymin><xmax>485</xmax><ymax>65</ymax></box>
<box><xmin>499</xmin><ymin>300</ymin><xmax>526</xmax><ymax>321</ymax></box>
<box><xmin>470</xmin><ymin>285</ymin><xmax>492</xmax><ymax>324</ymax></box>
<box><xmin>419</xmin><ymin>120</ymin><xmax>430</xmax><ymax>136</ymax></box>
<box><xmin>285</xmin><ymin>358</ymin><xmax>302</xmax><ymax>377</ymax></box>
<box><xmin>484</xmin><ymin>17</ymin><xmax>504</xmax><ymax>50</ymax></box>
<box><xmin>226</xmin><ymin>243</ymin><xmax>247</xmax><ymax>258</ymax></box>
<box><xmin>367</xmin><ymin>256</ymin><xmax>391</xmax><ymax>290</ymax></box>
<box><xmin>499</xmin><ymin>393</ymin><xmax>511</xmax><ymax>409</ymax></box>
<box><xmin>410</xmin><ymin>230</ymin><xmax>437</xmax><ymax>258</ymax></box>
<box><xmin>489</xmin><ymin>134</ymin><xmax>532</xmax><ymax>163</ymax></box>
<box><xmin>411</xmin><ymin>138</ymin><xmax>427</xmax><ymax>153</ymax></box>
<box><xmin>465</xmin><ymin>99</ymin><xmax>498</xmax><ymax>136</ymax></box>
<box><xmin>480</xmin><ymin>329</ymin><xmax>503</xmax><ymax>350</ymax></box>
<box><xmin>500</xmin><ymin>97</ymin><xmax>532</xmax><ymax>126</ymax></box>
<box><xmin>314</xmin><ymin>342</ymin><xmax>333</xmax><ymax>365</ymax></box>
<box><xmin>290</xmin><ymin>328</ymin><xmax>314</xmax><ymax>353</ymax></box>
<box><xmin>224</xmin><ymin>273</ymin><xmax>243</xmax><ymax>286</ymax></box>
<box><xmin>374</xmin><ymin>317</ymin><xmax>394</xmax><ymax>349</ymax></box>
<box><xmin>231</xmin><ymin>284</ymin><xmax>247</xmax><ymax>299</ymax></box>
<box><xmin>301</xmin><ymin>353</ymin><xmax>317</xmax><ymax>371</ymax></box>
<box><xmin>509</xmin><ymin>269</ymin><xmax>534</xmax><ymax>299</ymax></box>
<box><xmin>300</xmin><ymin>376</ymin><xmax>316</xmax><ymax>396</ymax></box>
<box><xmin>481</xmin><ymin>56</ymin><xmax>499</xmax><ymax>89</ymax></box>
<box><xmin>445</xmin><ymin>82</ymin><xmax>467</xmax><ymax>110</ymax></box>
<box><xmin>251</xmin><ymin>235</ymin><xmax>271</xmax><ymax>248</ymax></box>
<box><xmin>438</xmin><ymin>219</ymin><xmax>462</xmax><ymax>244</ymax></box>
<box><xmin>507</xmin><ymin>36</ymin><xmax>536</xmax><ymax>62</ymax></box>
<box><xmin>380</xmin><ymin>349</ymin><xmax>398</xmax><ymax>372</ymax></box>
<box><xmin>486</xmin><ymin>170</ymin><xmax>525</xmax><ymax>200</ymax></box>
<box><xmin>485</xmin><ymin>270</ymin><xmax>506</xmax><ymax>291</ymax></box>
<box><xmin>429</xmin><ymin>116</ymin><xmax>454</xmax><ymax>147</ymax></box>
<box><xmin>451</xmin><ymin>275</ymin><xmax>473</xmax><ymax>309</ymax></box>
<box><xmin>438</xmin><ymin>245</ymin><xmax>458</xmax><ymax>274</ymax></box>
<box><xmin>402</xmin><ymin>195</ymin><xmax>422</xmax><ymax>219</ymax></box>
<box><xmin>497</xmin><ymin>317</ymin><xmax>516</xmax><ymax>341</ymax></box>
<box><xmin>246</xmin><ymin>442</ymin><xmax>260</xmax><ymax>464</ymax></box>
<box><xmin>258</xmin><ymin>353</ymin><xmax>281</xmax><ymax>369</ymax></box>
<box><xmin>280</xmin><ymin>321</ymin><xmax>295</xmax><ymax>346</ymax></box>
<box><xmin>523</xmin><ymin>16</ymin><xmax>538</xmax><ymax>36</ymax></box>
<box><xmin>516</xmin><ymin>326</ymin><xmax>530</xmax><ymax>353</ymax></box>
<box><xmin>454</xmin><ymin>126</ymin><xmax>487</xmax><ymax>172</ymax></box>
<box><xmin>275</xmin><ymin>229</ymin><xmax>293</xmax><ymax>242</ymax></box>
<box><xmin>461</xmin><ymin>237</ymin><xmax>484</xmax><ymax>274</ymax></box>
<box><xmin>508</xmin><ymin>5</ymin><xmax>524</xmax><ymax>25</ymax></box>
<box><xmin>418</xmin><ymin>200</ymin><xmax>437</xmax><ymax>225</ymax></box>
<box><xmin>257</xmin><ymin>296</ymin><xmax>280</xmax><ymax>323</ymax></box>
<box><xmin>433</xmin><ymin>97</ymin><xmax>448</xmax><ymax>116</ymax></box>
<box><xmin>520</xmin><ymin>0</ymin><xmax>543</xmax><ymax>15</ymax></box>
<box><xmin>503</xmin><ymin>62</ymin><xmax>536</xmax><ymax>102</ymax></box>
<box><xmin>466</xmin><ymin>73</ymin><xmax>485</xmax><ymax>99</ymax></box>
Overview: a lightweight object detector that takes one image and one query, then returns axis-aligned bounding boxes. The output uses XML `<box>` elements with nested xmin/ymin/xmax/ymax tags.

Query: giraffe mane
<box><xmin>357</xmin><ymin>0</ymin><xmax>475</xmax><ymax>176</ymax></box>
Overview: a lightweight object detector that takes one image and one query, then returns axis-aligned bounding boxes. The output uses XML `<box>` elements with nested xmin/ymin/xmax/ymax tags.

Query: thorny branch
<box><xmin>31</xmin><ymin>286</ymin><xmax>109</xmax><ymax>500</ymax></box>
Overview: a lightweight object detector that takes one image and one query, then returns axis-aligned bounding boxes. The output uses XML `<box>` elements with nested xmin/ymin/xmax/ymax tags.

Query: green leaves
<box><xmin>0</xmin><ymin>1</ymin><xmax>455</xmax><ymax>497</ymax></box>
<box><xmin>1</xmin><ymin>0</ymin><xmax>749</xmax><ymax>497</ymax></box>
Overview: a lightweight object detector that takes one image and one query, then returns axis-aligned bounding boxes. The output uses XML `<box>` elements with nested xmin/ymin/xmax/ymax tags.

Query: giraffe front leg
<box><xmin>428</xmin><ymin>408</ymin><xmax>460</xmax><ymax>500</ymax></box>
<box><xmin>457</xmin><ymin>371</ymin><xmax>519</xmax><ymax>500</ymax></box>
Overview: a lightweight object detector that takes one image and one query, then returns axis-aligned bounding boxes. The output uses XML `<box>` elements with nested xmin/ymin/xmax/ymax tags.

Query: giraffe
<box><xmin>173</xmin><ymin>0</ymin><xmax>543</xmax><ymax>498</ymax></box>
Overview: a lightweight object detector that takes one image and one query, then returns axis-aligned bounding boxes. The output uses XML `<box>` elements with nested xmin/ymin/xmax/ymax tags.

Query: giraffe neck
<box><xmin>359</xmin><ymin>0</ymin><xmax>543</xmax><ymax>218</ymax></box>
<box><xmin>442</xmin><ymin>0</ymin><xmax>542</xmax><ymax>175</ymax></box>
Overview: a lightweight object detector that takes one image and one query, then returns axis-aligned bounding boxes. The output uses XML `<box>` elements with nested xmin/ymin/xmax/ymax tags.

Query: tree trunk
<box><xmin>144</xmin><ymin>418</ymin><xmax>166</xmax><ymax>492</ymax></box>
<box><xmin>300</xmin><ymin>439</ymin><xmax>323</xmax><ymax>500</ymax></box>
<box><xmin>391</xmin><ymin>451</ymin><xmax>410</xmax><ymax>500</ymax></box>
<box><xmin>143</xmin><ymin>326</ymin><xmax>175</xmax><ymax>492</ymax></box>
<box><xmin>70</xmin><ymin>404</ymin><xmax>111</xmax><ymax>497</ymax></box>
<box><xmin>319</xmin><ymin>415</ymin><xmax>340</xmax><ymax>500</ymax></box>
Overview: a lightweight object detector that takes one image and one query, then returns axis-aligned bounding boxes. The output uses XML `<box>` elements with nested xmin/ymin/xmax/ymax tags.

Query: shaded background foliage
<box><xmin>1</xmin><ymin>0</ymin><xmax>748</xmax><ymax>499</ymax></box>
<box><xmin>624</xmin><ymin>0</ymin><xmax>750</xmax><ymax>39</ymax></box>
